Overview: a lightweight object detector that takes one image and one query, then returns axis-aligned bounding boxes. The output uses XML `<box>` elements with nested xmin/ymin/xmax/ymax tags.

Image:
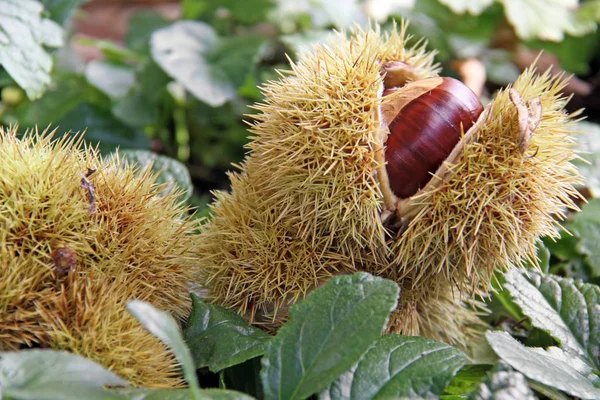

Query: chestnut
<box><xmin>383</xmin><ymin>77</ymin><xmax>484</xmax><ymax>199</ymax></box>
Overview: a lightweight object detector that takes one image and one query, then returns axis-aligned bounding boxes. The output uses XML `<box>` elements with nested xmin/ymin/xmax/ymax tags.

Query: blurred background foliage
<box><xmin>0</xmin><ymin>0</ymin><xmax>599</xmax><ymax>280</ymax></box>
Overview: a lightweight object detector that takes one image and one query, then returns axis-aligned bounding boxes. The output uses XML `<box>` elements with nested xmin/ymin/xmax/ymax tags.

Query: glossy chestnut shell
<box><xmin>384</xmin><ymin>77</ymin><xmax>484</xmax><ymax>199</ymax></box>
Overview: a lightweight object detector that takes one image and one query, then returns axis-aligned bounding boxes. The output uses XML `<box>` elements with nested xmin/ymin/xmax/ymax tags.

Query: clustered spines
<box><xmin>41</xmin><ymin>277</ymin><xmax>182</xmax><ymax>387</ymax></box>
<box><xmin>380</xmin><ymin>67</ymin><xmax>582</xmax><ymax>316</ymax></box>
<box><xmin>0</xmin><ymin>126</ymin><xmax>200</xmax><ymax>387</ymax></box>
<box><xmin>386</xmin><ymin>281</ymin><xmax>487</xmax><ymax>347</ymax></box>
<box><xmin>198</xmin><ymin>172</ymin><xmax>361</xmax><ymax>325</ymax></box>
<box><xmin>198</xmin><ymin>24</ymin><xmax>582</xmax><ymax>347</ymax></box>
<box><xmin>199</xmin><ymin>26</ymin><xmax>440</xmax><ymax>321</ymax></box>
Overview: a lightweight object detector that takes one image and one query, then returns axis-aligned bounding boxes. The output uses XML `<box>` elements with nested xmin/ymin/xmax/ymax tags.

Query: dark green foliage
<box><xmin>1</xmin><ymin>1</ymin><xmax>600</xmax><ymax>399</ymax></box>
<box><xmin>488</xmin><ymin>270</ymin><xmax>600</xmax><ymax>399</ymax></box>
<box><xmin>184</xmin><ymin>294</ymin><xmax>270</xmax><ymax>372</ymax></box>
<box><xmin>322</xmin><ymin>335</ymin><xmax>467</xmax><ymax>399</ymax></box>
<box><xmin>260</xmin><ymin>273</ymin><xmax>400</xmax><ymax>400</ymax></box>
<box><xmin>543</xmin><ymin>199</ymin><xmax>600</xmax><ymax>281</ymax></box>
<box><xmin>0</xmin><ymin>273</ymin><xmax>470</xmax><ymax>400</ymax></box>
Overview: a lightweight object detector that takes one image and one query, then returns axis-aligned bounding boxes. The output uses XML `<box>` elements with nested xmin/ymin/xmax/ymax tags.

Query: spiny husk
<box><xmin>0</xmin><ymin>127</ymin><xmax>200</xmax><ymax>387</ymax></box>
<box><xmin>386</xmin><ymin>281</ymin><xmax>487</xmax><ymax>347</ymax></box>
<box><xmin>197</xmin><ymin>24</ymin><xmax>581</xmax><ymax>345</ymax></box>
<box><xmin>379</xmin><ymin>68</ymin><xmax>582</xmax><ymax>301</ymax></box>
<box><xmin>199</xmin><ymin>23</ymin><xmax>438</xmax><ymax>322</ymax></box>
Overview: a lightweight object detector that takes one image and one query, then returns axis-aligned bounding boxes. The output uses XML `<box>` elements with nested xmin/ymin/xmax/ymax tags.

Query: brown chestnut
<box><xmin>383</xmin><ymin>77</ymin><xmax>484</xmax><ymax>199</ymax></box>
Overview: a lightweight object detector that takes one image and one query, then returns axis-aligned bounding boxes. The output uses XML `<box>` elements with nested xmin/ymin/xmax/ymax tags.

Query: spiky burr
<box><xmin>196</xmin><ymin>23</ymin><xmax>582</xmax><ymax>346</ymax></box>
<box><xmin>0</xmin><ymin>127</ymin><xmax>201</xmax><ymax>387</ymax></box>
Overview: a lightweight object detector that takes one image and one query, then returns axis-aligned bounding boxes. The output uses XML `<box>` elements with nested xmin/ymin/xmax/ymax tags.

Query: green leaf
<box><xmin>537</xmin><ymin>243</ymin><xmax>551</xmax><ymax>274</ymax></box>
<box><xmin>206</xmin><ymin>36</ymin><xmax>266</xmax><ymax>89</ymax></box>
<box><xmin>0</xmin><ymin>350</ymin><xmax>128</xmax><ymax>400</ymax></box>
<box><xmin>0</xmin><ymin>0</ymin><xmax>64</xmax><ymax>100</ymax></box>
<box><xmin>166</xmin><ymin>389</ymin><xmax>256</xmax><ymax>399</ymax></box>
<box><xmin>151</xmin><ymin>21</ymin><xmax>235</xmax><ymax>107</ymax></box>
<box><xmin>437</xmin><ymin>0</ymin><xmax>494</xmax><ymax>15</ymax></box>
<box><xmin>127</xmin><ymin>300</ymin><xmax>202</xmax><ymax>400</ymax></box>
<box><xmin>183</xmin><ymin>0</ymin><xmax>274</xmax><ymax>26</ymax></box>
<box><xmin>84</xmin><ymin>61</ymin><xmax>136</xmax><ymax>98</ymax></box>
<box><xmin>112</xmin><ymin>93</ymin><xmax>155</xmax><ymax>128</ymax></box>
<box><xmin>490</xmin><ymin>277</ymin><xmax>524</xmax><ymax>322</ymax></box>
<box><xmin>443</xmin><ymin>364</ymin><xmax>490</xmax><ymax>397</ymax></box>
<box><xmin>574</xmin><ymin>121</ymin><xmax>600</xmax><ymax>196</ymax></box>
<box><xmin>116</xmin><ymin>388</ymin><xmax>256</xmax><ymax>400</ymax></box>
<box><xmin>59</xmin><ymin>103</ymin><xmax>150</xmax><ymax>153</ymax></box>
<box><xmin>572</xmin><ymin>199</ymin><xmax>600</xmax><ymax>274</ymax></box>
<box><xmin>77</xmin><ymin>38</ymin><xmax>144</xmax><ymax>64</ymax></box>
<box><xmin>499</xmin><ymin>0</ymin><xmax>597</xmax><ymax>41</ymax></box>
<box><xmin>483</xmin><ymin>49</ymin><xmax>520</xmax><ymax>85</ymax></box>
<box><xmin>503</xmin><ymin>270</ymin><xmax>600</xmax><ymax>370</ymax></box>
<box><xmin>183</xmin><ymin>294</ymin><xmax>270</xmax><ymax>372</ymax></box>
<box><xmin>6</xmin><ymin>71</ymin><xmax>91</xmax><ymax>127</ymax></box>
<box><xmin>400</xmin><ymin>0</ymin><xmax>503</xmax><ymax>62</ymax></box>
<box><xmin>280</xmin><ymin>30</ymin><xmax>338</xmax><ymax>56</ymax></box>
<box><xmin>222</xmin><ymin>358</ymin><xmax>264</xmax><ymax>399</ymax></box>
<box><xmin>136</xmin><ymin>60</ymin><xmax>171</xmax><ymax>105</ymax></box>
<box><xmin>467</xmin><ymin>362</ymin><xmax>535</xmax><ymax>400</ymax></box>
<box><xmin>182</xmin><ymin>0</ymin><xmax>207</xmax><ymax>20</ymax></box>
<box><xmin>543</xmin><ymin>230</ymin><xmax>581</xmax><ymax>262</ymax></box>
<box><xmin>126</xmin><ymin>10</ymin><xmax>170</xmax><ymax>55</ymax></box>
<box><xmin>486</xmin><ymin>331</ymin><xmax>600</xmax><ymax>399</ymax></box>
<box><xmin>321</xmin><ymin>335</ymin><xmax>467</xmax><ymax>399</ymax></box>
<box><xmin>308</xmin><ymin>0</ymin><xmax>365</xmax><ymax>29</ymax></box>
<box><xmin>116</xmin><ymin>150</ymin><xmax>194</xmax><ymax>202</ymax></box>
<box><xmin>580</xmin><ymin>0</ymin><xmax>600</xmax><ymax>22</ymax></box>
<box><xmin>526</xmin><ymin>32</ymin><xmax>600</xmax><ymax>75</ymax></box>
<box><xmin>260</xmin><ymin>272</ymin><xmax>400</xmax><ymax>400</ymax></box>
<box><xmin>38</xmin><ymin>0</ymin><xmax>86</xmax><ymax>24</ymax></box>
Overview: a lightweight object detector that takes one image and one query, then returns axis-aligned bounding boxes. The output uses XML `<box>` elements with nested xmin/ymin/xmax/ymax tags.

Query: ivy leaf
<box><xmin>468</xmin><ymin>362</ymin><xmax>535</xmax><ymax>400</ymax></box>
<box><xmin>503</xmin><ymin>270</ymin><xmax>600</xmax><ymax>370</ymax></box>
<box><xmin>500</xmin><ymin>0</ymin><xmax>596</xmax><ymax>41</ymax></box>
<box><xmin>183</xmin><ymin>294</ymin><xmax>271</xmax><ymax>372</ymax></box>
<box><xmin>260</xmin><ymin>272</ymin><xmax>400</xmax><ymax>400</ymax></box>
<box><xmin>116</xmin><ymin>150</ymin><xmax>194</xmax><ymax>203</ymax></box>
<box><xmin>486</xmin><ymin>331</ymin><xmax>600</xmax><ymax>399</ymax></box>
<box><xmin>127</xmin><ymin>300</ymin><xmax>202</xmax><ymax>399</ymax></box>
<box><xmin>0</xmin><ymin>0</ymin><xmax>64</xmax><ymax>100</ymax></box>
<box><xmin>151</xmin><ymin>21</ymin><xmax>235</xmax><ymax>107</ymax></box>
<box><xmin>437</xmin><ymin>0</ymin><xmax>494</xmax><ymax>15</ymax></box>
<box><xmin>572</xmin><ymin>199</ymin><xmax>600</xmax><ymax>274</ymax></box>
<box><xmin>321</xmin><ymin>335</ymin><xmax>467</xmax><ymax>399</ymax></box>
<box><xmin>0</xmin><ymin>350</ymin><xmax>128</xmax><ymax>400</ymax></box>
